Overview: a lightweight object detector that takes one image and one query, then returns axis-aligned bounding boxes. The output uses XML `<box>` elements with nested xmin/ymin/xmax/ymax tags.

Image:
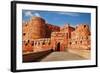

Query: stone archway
<box><xmin>55</xmin><ymin>42</ymin><xmax>60</xmax><ymax>51</ymax></box>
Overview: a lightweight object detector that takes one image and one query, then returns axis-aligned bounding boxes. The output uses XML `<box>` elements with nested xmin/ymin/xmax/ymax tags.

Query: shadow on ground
<box><xmin>23</xmin><ymin>49</ymin><xmax>53</xmax><ymax>62</ymax></box>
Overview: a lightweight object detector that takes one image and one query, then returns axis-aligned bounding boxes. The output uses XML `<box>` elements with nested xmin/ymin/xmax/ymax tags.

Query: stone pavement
<box><xmin>41</xmin><ymin>52</ymin><xmax>86</xmax><ymax>62</ymax></box>
<box><xmin>68</xmin><ymin>49</ymin><xmax>90</xmax><ymax>59</ymax></box>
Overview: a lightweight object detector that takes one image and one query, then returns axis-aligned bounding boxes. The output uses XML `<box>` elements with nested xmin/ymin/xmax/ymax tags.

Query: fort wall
<box><xmin>22</xmin><ymin>17</ymin><xmax>91</xmax><ymax>54</ymax></box>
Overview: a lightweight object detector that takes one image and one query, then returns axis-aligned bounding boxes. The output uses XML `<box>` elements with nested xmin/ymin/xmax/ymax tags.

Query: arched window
<box><xmin>31</xmin><ymin>41</ymin><xmax>34</xmax><ymax>46</ymax></box>
<box><xmin>86</xmin><ymin>37</ymin><xmax>88</xmax><ymax>39</ymax></box>
<box><xmin>80</xmin><ymin>41</ymin><xmax>82</xmax><ymax>44</ymax></box>
<box><xmin>35</xmin><ymin>42</ymin><xmax>37</xmax><ymax>45</ymax></box>
<box><xmin>84</xmin><ymin>25</ymin><xmax>86</xmax><ymax>28</ymax></box>
<box><xmin>48</xmin><ymin>42</ymin><xmax>51</xmax><ymax>45</ymax></box>
<box><xmin>23</xmin><ymin>33</ymin><xmax>26</xmax><ymax>36</ymax></box>
<box><xmin>75</xmin><ymin>41</ymin><xmax>77</xmax><ymax>44</ymax></box>
<box><xmin>25</xmin><ymin>43</ymin><xmax>28</xmax><ymax>46</ymax></box>
<box><xmin>69</xmin><ymin>42</ymin><xmax>72</xmax><ymax>45</ymax></box>
<box><xmin>27</xmin><ymin>40</ymin><xmax>30</xmax><ymax>43</ymax></box>
<box><xmin>42</xmin><ymin>42</ymin><xmax>45</xmax><ymax>45</ymax></box>
<box><xmin>38</xmin><ymin>42</ymin><xmax>40</xmax><ymax>45</ymax></box>
<box><xmin>25</xmin><ymin>24</ymin><xmax>27</xmax><ymax>27</ymax></box>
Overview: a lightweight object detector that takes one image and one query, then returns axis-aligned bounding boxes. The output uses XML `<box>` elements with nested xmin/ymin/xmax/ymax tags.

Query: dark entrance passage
<box><xmin>56</xmin><ymin>42</ymin><xmax>60</xmax><ymax>51</ymax></box>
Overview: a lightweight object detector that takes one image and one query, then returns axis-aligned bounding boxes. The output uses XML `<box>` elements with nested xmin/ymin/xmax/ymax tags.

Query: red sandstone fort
<box><xmin>22</xmin><ymin>17</ymin><xmax>91</xmax><ymax>56</ymax></box>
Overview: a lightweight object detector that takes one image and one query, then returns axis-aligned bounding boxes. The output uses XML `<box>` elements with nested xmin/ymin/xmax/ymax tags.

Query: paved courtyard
<box><xmin>41</xmin><ymin>52</ymin><xmax>86</xmax><ymax>62</ymax></box>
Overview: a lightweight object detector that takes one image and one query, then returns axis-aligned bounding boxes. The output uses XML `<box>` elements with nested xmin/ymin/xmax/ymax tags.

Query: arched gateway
<box><xmin>56</xmin><ymin>42</ymin><xmax>60</xmax><ymax>51</ymax></box>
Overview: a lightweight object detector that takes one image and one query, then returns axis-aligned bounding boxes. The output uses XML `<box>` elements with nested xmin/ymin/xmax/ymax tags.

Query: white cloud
<box><xmin>24</xmin><ymin>11</ymin><xmax>41</xmax><ymax>17</ymax></box>
<box><xmin>58</xmin><ymin>12</ymin><xmax>80</xmax><ymax>16</ymax></box>
<box><xmin>34</xmin><ymin>13</ymin><xmax>41</xmax><ymax>17</ymax></box>
<box><xmin>24</xmin><ymin>11</ymin><xmax>33</xmax><ymax>17</ymax></box>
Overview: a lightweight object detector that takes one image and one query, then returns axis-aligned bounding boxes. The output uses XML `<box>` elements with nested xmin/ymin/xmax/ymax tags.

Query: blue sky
<box><xmin>22</xmin><ymin>10</ymin><xmax>91</xmax><ymax>27</ymax></box>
